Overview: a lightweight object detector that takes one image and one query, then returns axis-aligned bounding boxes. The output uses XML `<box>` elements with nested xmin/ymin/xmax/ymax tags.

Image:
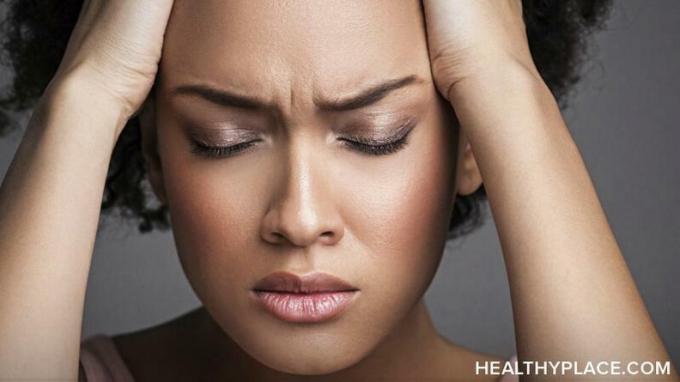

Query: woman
<box><xmin>0</xmin><ymin>0</ymin><xmax>676</xmax><ymax>380</ymax></box>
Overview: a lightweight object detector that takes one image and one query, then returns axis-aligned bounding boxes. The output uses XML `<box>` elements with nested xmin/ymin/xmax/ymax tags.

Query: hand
<box><xmin>422</xmin><ymin>0</ymin><xmax>539</xmax><ymax>101</ymax></box>
<box><xmin>49</xmin><ymin>0</ymin><xmax>175</xmax><ymax>134</ymax></box>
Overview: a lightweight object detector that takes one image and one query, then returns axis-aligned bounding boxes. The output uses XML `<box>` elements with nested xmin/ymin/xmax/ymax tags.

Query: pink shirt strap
<box><xmin>79</xmin><ymin>334</ymin><xmax>134</xmax><ymax>382</ymax></box>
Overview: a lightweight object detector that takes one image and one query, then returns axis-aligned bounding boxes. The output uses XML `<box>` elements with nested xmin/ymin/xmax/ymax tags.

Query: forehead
<box><xmin>161</xmin><ymin>0</ymin><xmax>431</xmax><ymax>100</ymax></box>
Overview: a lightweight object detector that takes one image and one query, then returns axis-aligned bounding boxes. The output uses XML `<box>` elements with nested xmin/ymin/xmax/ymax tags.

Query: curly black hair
<box><xmin>0</xmin><ymin>0</ymin><xmax>613</xmax><ymax>238</ymax></box>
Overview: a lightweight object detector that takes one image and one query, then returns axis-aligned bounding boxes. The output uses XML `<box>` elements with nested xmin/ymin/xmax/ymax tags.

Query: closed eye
<box><xmin>190</xmin><ymin>139</ymin><xmax>261</xmax><ymax>158</ymax></box>
<box><xmin>339</xmin><ymin>132</ymin><xmax>412</xmax><ymax>156</ymax></box>
<box><xmin>338</xmin><ymin>117</ymin><xmax>417</xmax><ymax>156</ymax></box>
<box><xmin>188</xmin><ymin>119</ymin><xmax>416</xmax><ymax>159</ymax></box>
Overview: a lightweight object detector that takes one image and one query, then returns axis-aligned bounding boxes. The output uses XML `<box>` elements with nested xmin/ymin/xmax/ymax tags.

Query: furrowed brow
<box><xmin>314</xmin><ymin>75</ymin><xmax>424</xmax><ymax>112</ymax></box>
<box><xmin>172</xmin><ymin>74</ymin><xmax>425</xmax><ymax>113</ymax></box>
<box><xmin>172</xmin><ymin>85</ymin><xmax>273</xmax><ymax>111</ymax></box>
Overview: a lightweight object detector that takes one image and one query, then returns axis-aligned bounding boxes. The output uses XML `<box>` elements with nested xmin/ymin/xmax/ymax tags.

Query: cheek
<box><xmin>343</xmin><ymin>117</ymin><xmax>457</xmax><ymax>313</ymax></box>
<box><xmin>156</xmin><ymin>125</ymin><xmax>271</xmax><ymax>299</ymax></box>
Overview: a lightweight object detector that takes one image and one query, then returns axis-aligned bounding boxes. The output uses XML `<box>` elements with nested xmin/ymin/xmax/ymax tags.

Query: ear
<box><xmin>454</xmin><ymin>128</ymin><xmax>483</xmax><ymax>197</ymax></box>
<box><xmin>139</xmin><ymin>96</ymin><xmax>168</xmax><ymax>206</ymax></box>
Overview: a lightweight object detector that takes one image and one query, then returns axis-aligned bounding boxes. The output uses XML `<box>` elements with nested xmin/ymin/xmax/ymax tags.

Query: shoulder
<box><xmin>80</xmin><ymin>308</ymin><xmax>203</xmax><ymax>381</ymax></box>
<box><xmin>436</xmin><ymin>336</ymin><xmax>517</xmax><ymax>382</ymax></box>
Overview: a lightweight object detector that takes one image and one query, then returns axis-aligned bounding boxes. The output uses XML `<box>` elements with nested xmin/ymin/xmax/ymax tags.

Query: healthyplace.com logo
<box><xmin>475</xmin><ymin>358</ymin><xmax>672</xmax><ymax>377</ymax></box>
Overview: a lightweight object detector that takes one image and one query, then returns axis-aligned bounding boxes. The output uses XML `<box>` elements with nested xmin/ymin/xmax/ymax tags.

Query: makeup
<box><xmin>251</xmin><ymin>272</ymin><xmax>359</xmax><ymax>323</ymax></box>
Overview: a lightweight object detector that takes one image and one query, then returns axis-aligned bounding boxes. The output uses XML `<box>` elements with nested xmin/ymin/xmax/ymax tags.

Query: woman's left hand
<box><xmin>422</xmin><ymin>0</ymin><xmax>539</xmax><ymax>101</ymax></box>
<box><xmin>422</xmin><ymin>1</ymin><xmax>680</xmax><ymax>373</ymax></box>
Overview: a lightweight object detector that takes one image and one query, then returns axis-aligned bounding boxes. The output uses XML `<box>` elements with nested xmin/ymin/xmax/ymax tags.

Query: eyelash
<box><xmin>190</xmin><ymin>140</ymin><xmax>260</xmax><ymax>158</ymax></box>
<box><xmin>338</xmin><ymin>131</ymin><xmax>411</xmax><ymax>156</ymax></box>
<box><xmin>190</xmin><ymin>123</ymin><xmax>415</xmax><ymax>158</ymax></box>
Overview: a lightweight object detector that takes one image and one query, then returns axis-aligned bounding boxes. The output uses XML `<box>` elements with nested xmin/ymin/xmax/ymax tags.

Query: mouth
<box><xmin>250</xmin><ymin>271</ymin><xmax>360</xmax><ymax>323</ymax></box>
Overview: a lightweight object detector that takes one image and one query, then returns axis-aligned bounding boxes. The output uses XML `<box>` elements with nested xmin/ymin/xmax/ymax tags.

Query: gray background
<box><xmin>1</xmin><ymin>0</ymin><xmax>678</xmax><ymax>366</ymax></box>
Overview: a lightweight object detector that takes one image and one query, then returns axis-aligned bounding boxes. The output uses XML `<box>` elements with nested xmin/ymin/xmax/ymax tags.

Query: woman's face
<box><xmin>148</xmin><ymin>0</ymin><xmax>463</xmax><ymax>375</ymax></box>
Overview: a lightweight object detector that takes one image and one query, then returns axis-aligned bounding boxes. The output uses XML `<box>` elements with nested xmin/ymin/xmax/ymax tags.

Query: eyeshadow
<box><xmin>338</xmin><ymin>114</ymin><xmax>418</xmax><ymax>139</ymax></box>
<box><xmin>183</xmin><ymin>125</ymin><xmax>261</xmax><ymax>146</ymax></box>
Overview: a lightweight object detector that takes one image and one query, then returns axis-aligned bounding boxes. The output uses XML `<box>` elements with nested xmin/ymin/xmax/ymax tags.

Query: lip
<box><xmin>251</xmin><ymin>271</ymin><xmax>359</xmax><ymax>323</ymax></box>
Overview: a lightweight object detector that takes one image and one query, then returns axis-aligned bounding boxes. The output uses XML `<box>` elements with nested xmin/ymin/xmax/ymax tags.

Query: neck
<box><xmin>193</xmin><ymin>299</ymin><xmax>450</xmax><ymax>381</ymax></box>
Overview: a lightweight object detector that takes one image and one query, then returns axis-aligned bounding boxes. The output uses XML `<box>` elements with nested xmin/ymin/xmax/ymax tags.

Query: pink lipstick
<box><xmin>251</xmin><ymin>271</ymin><xmax>359</xmax><ymax>323</ymax></box>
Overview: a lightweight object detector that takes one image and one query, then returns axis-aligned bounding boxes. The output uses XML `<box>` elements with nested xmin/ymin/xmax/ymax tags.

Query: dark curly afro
<box><xmin>0</xmin><ymin>0</ymin><xmax>613</xmax><ymax>237</ymax></box>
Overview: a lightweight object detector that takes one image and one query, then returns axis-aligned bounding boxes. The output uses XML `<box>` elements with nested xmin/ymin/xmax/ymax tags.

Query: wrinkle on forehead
<box><xmin>162</xmin><ymin>0</ymin><xmax>432</xmax><ymax>110</ymax></box>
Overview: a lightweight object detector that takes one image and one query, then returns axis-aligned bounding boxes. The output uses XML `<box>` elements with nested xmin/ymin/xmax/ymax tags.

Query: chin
<box><xmin>252</xmin><ymin>340</ymin><xmax>369</xmax><ymax>375</ymax></box>
<box><xmin>231</xmin><ymin>319</ymin><xmax>378</xmax><ymax>376</ymax></box>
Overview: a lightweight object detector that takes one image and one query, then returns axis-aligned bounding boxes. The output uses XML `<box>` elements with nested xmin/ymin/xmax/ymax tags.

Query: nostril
<box><xmin>319</xmin><ymin>230</ymin><xmax>341</xmax><ymax>245</ymax></box>
<box><xmin>271</xmin><ymin>232</ymin><xmax>286</xmax><ymax>243</ymax></box>
<box><xmin>261</xmin><ymin>231</ymin><xmax>287</xmax><ymax>245</ymax></box>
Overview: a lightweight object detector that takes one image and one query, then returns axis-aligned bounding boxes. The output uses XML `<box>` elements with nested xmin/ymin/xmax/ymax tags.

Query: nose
<box><xmin>260</xmin><ymin>138</ymin><xmax>345</xmax><ymax>248</ymax></box>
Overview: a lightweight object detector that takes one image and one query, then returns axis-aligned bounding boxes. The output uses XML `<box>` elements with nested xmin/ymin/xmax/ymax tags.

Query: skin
<box><xmin>0</xmin><ymin>0</ymin><xmax>677</xmax><ymax>380</ymax></box>
<box><xmin>131</xmin><ymin>0</ymin><xmax>493</xmax><ymax>380</ymax></box>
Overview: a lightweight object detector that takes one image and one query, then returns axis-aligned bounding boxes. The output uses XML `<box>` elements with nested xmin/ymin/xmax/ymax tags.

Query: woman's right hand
<box><xmin>0</xmin><ymin>1</ymin><xmax>173</xmax><ymax>379</ymax></box>
<box><xmin>51</xmin><ymin>0</ymin><xmax>175</xmax><ymax>135</ymax></box>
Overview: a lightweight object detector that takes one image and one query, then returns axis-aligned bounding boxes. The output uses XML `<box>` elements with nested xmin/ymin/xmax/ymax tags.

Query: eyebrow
<box><xmin>172</xmin><ymin>74</ymin><xmax>424</xmax><ymax>113</ymax></box>
<box><xmin>315</xmin><ymin>75</ymin><xmax>424</xmax><ymax>111</ymax></box>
